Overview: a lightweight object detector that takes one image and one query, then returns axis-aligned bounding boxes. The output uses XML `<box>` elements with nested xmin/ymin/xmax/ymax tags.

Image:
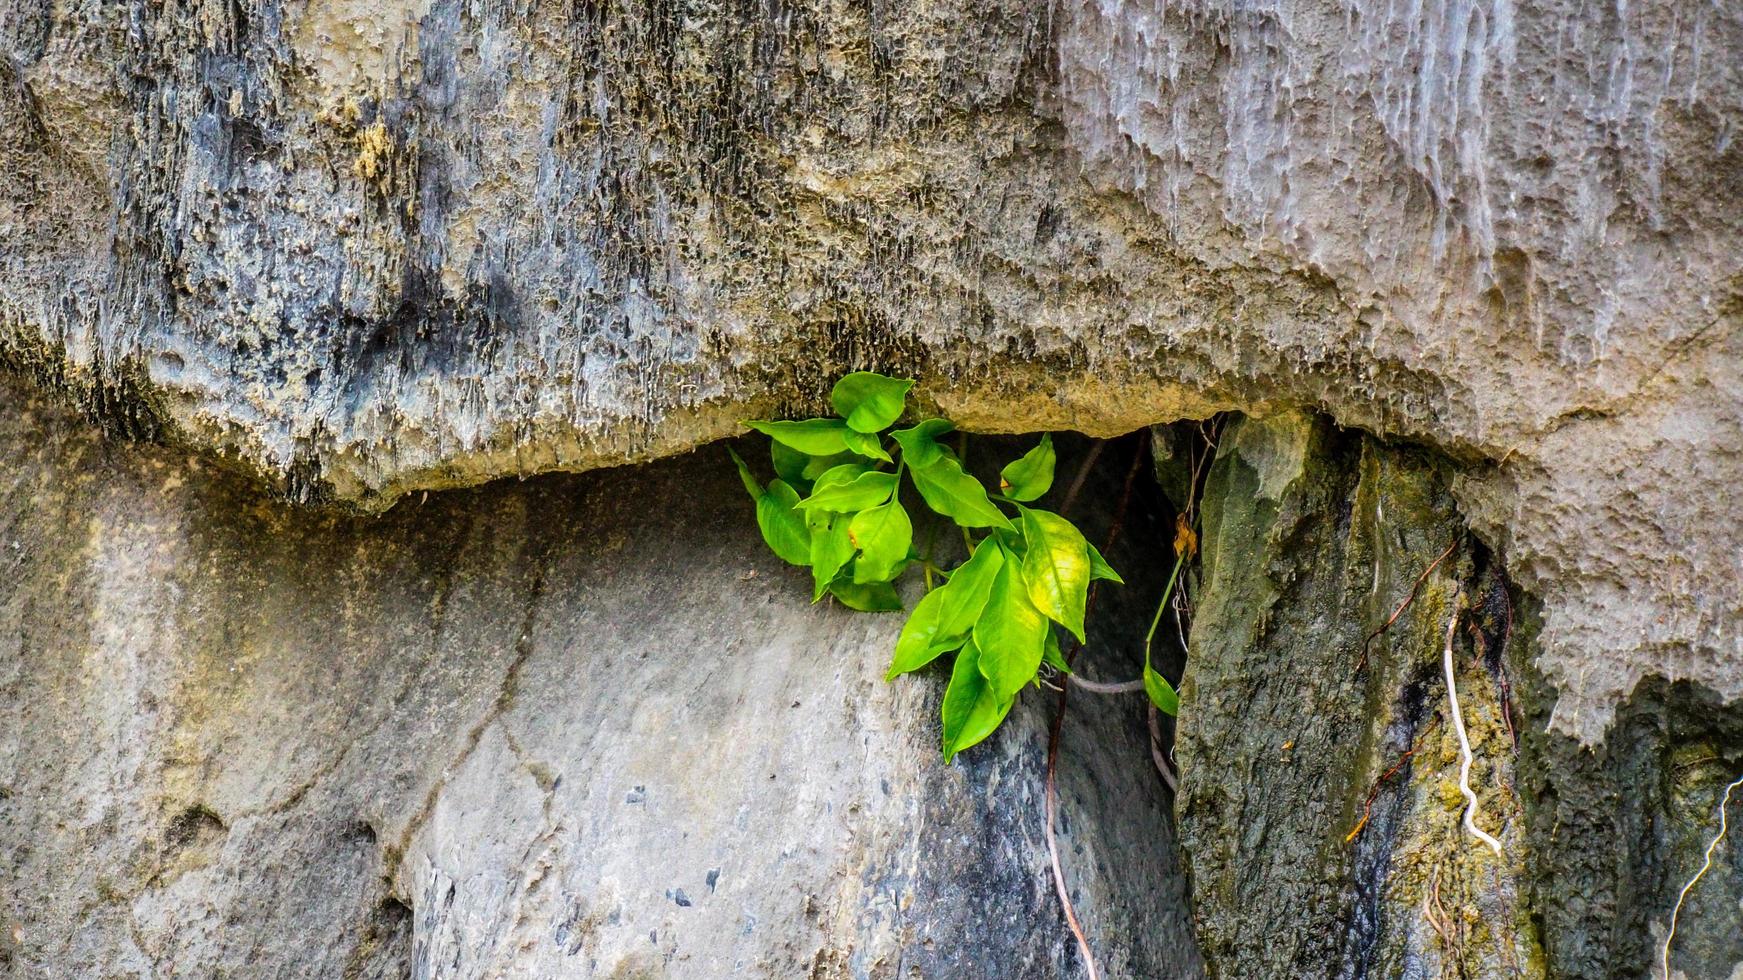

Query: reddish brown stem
<box><xmin>1356</xmin><ymin>538</ymin><xmax>1459</xmax><ymax>673</ymax></box>
<box><xmin>1043</xmin><ymin>439</ymin><xmax>1142</xmax><ymax>979</ymax></box>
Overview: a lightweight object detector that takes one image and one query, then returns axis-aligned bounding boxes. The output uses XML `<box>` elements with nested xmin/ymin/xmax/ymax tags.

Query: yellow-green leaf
<box><xmin>745</xmin><ymin>419</ymin><xmax>851</xmax><ymax>456</ymax></box>
<box><xmin>1144</xmin><ymin>663</ymin><xmax>1179</xmax><ymax>715</ymax></box>
<box><xmin>727</xmin><ymin>447</ymin><xmax>763</xmax><ymax>500</ymax></box>
<box><xmin>910</xmin><ymin>455</ymin><xmax>1014</xmax><ymax>530</ymax></box>
<box><xmin>936</xmin><ymin>537</ymin><xmax>1004</xmax><ymax>635</ymax></box>
<box><xmin>999</xmin><ymin>434</ymin><xmax>1055</xmax><ymax>502</ymax></box>
<box><xmin>1019</xmin><ymin>507</ymin><xmax>1091</xmax><ymax>642</ymax></box>
<box><xmin>850</xmin><ymin>500</ymin><xmax>912</xmax><ymax>583</ymax></box>
<box><xmin>810</xmin><ymin>515</ymin><xmax>855</xmax><ymax>600</ymax></box>
<box><xmin>941</xmin><ymin>638</ymin><xmax>1014</xmax><ymax>760</ymax></box>
<box><xmin>890</xmin><ymin>419</ymin><xmax>955</xmax><ymax>467</ymax></box>
<box><xmin>770</xmin><ymin>441</ymin><xmax>810</xmax><ymax>487</ymax></box>
<box><xmin>811</xmin><ymin>462</ymin><xmax>870</xmax><ymax>492</ymax></box>
<box><xmin>888</xmin><ymin>588</ymin><xmax>958</xmax><ymax>678</ymax></box>
<box><xmin>756</xmin><ymin>479</ymin><xmax>813</xmax><ymax>565</ymax></box>
<box><xmin>829</xmin><ymin>579</ymin><xmax>902</xmax><ymax>612</ymax></box>
<box><xmin>974</xmin><ymin>542</ymin><xmax>1049</xmax><ymax>700</ymax></box>
<box><xmin>886</xmin><ymin>538</ymin><xmax>1001</xmax><ymax>679</ymax></box>
<box><xmin>843</xmin><ymin>428</ymin><xmax>893</xmax><ymax>462</ymax></box>
<box><xmin>831</xmin><ymin>372</ymin><xmax>914</xmax><ymax>433</ymax></box>
<box><xmin>802</xmin><ymin>451</ymin><xmax>859</xmax><ymax>480</ymax></box>
<box><xmin>1087</xmin><ymin>542</ymin><xmax>1123</xmax><ymax>584</ymax></box>
<box><xmin>797</xmin><ymin>470</ymin><xmax>898</xmax><ymax>513</ymax></box>
<box><xmin>1042</xmin><ymin>630</ymin><xmax>1071</xmax><ymax>674</ymax></box>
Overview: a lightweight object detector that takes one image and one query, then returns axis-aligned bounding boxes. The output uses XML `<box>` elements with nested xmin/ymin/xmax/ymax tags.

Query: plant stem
<box><xmin>1143</xmin><ymin>552</ymin><xmax>1186</xmax><ymax>673</ymax></box>
<box><xmin>1148</xmin><ymin>705</ymin><xmax>1178</xmax><ymax>793</ymax></box>
<box><xmin>1358</xmin><ymin>537</ymin><xmax>1458</xmax><ymax>672</ymax></box>
<box><xmin>1046</xmin><ymin>687</ymin><xmax>1100</xmax><ymax>980</ymax></box>
<box><xmin>1059</xmin><ymin>440</ymin><xmax>1105</xmax><ymax>517</ymax></box>
<box><xmin>1067</xmin><ymin>676</ymin><xmax>1146</xmax><ymax>694</ymax></box>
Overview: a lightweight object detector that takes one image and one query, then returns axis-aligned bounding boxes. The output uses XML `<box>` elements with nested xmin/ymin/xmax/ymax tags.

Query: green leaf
<box><xmin>887</xmin><ymin>588</ymin><xmax>960</xmax><ymax>678</ymax></box>
<box><xmin>941</xmin><ymin>638</ymin><xmax>1015</xmax><ymax>760</ymax></box>
<box><xmin>1087</xmin><ymin>542</ymin><xmax>1124</xmax><ymax>584</ymax></box>
<box><xmin>973</xmin><ymin>542</ymin><xmax>1050</xmax><ymax>700</ymax></box>
<box><xmin>812</xmin><ymin>462</ymin><xmax>871</xmax><ymax>491</ymax></box>
<box><xmin>890</xmin><ymin>419</ymin><xmax>955</xmax><ymax>468</ymax></box>
<box><xmin>831</xmin><ymin>372</ymin><xmax>914</xmax><ymax>433</ymax></box>
<box><xmin>1019</xmin><ymin>507</ymin><xmax>1092</xmax><ymax>643</ymax></box>
<box><xmin>727</xmin><ymin>447</ymin><xmax>763</xmax><ymax>500</ymax></box>
<box><xmin>1144</xmin><ymin>663</ymin><xmax>1179</xmax><ymax>715</ymax></box>
<box><xmin>770</xmin><ymin>441</ymin><xmax>811</xmax><ymax>487</ymax></box>
<box><xmin>756</xmin><ymin>479</ymin><xmax>813</xmax><ymax>565</ymax></box>
<box><xmin>886</xmin><ymin>539</ymin><xmax>1003</xmax><ymax>679</ymax></box>
<box><xmin>797</xmin><ymin>470</ymin><xmax>898</xmax><ymax>513</ymax></box>
<box><xmin>909</xmin><ymin>456</ymin><xmax>1014</xmax><ymax>530</ymax></box>
<box><xmin>745</xmin><ymin>419</ymin><xmax>852</xmax><ymax>456</ymax></box>
<box><xmin>1042</xmin><ymin>630</ymin><xmax>1072</xmax><ymax>674</ymax></box>
<box><xmin>849</xmin><ymin>500</ymin><xmax>913</xmax><ymax>583</ymax></box>
<box><xmin>999</xmin><ymin>434</ymin><xmax>1056</xmax><ymax>502</ymax></box>
<box><xmin>810</xmin><ymin>515</ymin><xmax>856</xmax><ymax>600</ymax></box>
<box><xmin>802</xmin><ymin>451</ymin><xmax>859</xmax><ymax>480</ymax></box>
<box><xmin>935</xmin><ymin>538</ymin><xmax>1004</xmax><ymax>635</ymax></box>
<box><xmin>828</xmin><ymin>579</ymin><xmax>902</xmax><ymax>612</ymax></box>
<box><xmin>842</xmin><ymin>428</ymin><xmax>893</xmax><ymax>462</ymax></box>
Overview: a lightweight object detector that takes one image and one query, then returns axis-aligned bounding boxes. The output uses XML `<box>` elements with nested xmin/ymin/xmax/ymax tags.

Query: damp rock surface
<box><xmin>2</xmin><ymin>0</ymin><xmax>1741</xmax><ymax>741</ymax></box>
<box><xmin>0</xmin><ymin>381</ymin><xmax>1197</xmax><ymax>978</ymax></box>
<box><xmin>1175</xmin><ymin>413</ymin><xmax>1743</xmax><ymax>980</ymax></box>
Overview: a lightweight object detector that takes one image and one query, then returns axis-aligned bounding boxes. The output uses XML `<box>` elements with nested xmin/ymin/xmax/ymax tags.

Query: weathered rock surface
<box><xmin>0</xmin><ymin>379</ymin><xmax>1198</xmax><ymax>978</ymax></box>
<box><xmin>2</xmin><ymin>0</ymin><xmax>1740</xmax><ymax>741</ymax></box>
<box><xmin>1176</xmin><ymin>413</ymin><xmax>1743</xmax><ymax>979</ymax></box>
<box><xmin>5</xmin><ymin>0</ymin><xmax>1743</xmax><ymax>975</ymax></box>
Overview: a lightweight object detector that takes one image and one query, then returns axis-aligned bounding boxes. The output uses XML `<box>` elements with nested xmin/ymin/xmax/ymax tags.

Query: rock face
<box><xmin>2</xmin><ymin>0</ymin><xmax>1740</xmax><ymax>741</ymax></box>
<box><xmin>3</xmin><ymin>0</ymin><xmax>1743</xmax><ymax>976</ymax></box>
<box><xmin>0</xmin><ymin>380</ymin><xmax>1198</xmax><ymax>978</ymax></box>
<box><xmin>1175</xmin><ymin>413</ymin><xmax>1743</xmax><ymax>979</ymax></box>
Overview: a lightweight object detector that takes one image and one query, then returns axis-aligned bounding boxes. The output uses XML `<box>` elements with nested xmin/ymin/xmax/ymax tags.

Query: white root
<box><xmin>1660</xmin><ymin>773</ymin><xmax>1743</xmax><ymax>979</ymax></box>
<box><xmin>1443</xmin><ymin>602</ymin><xmax>1503</xmax><ymax>856</ymax></box>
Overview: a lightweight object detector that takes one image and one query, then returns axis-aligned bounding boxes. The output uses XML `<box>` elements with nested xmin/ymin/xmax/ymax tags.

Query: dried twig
<box><xmin>1046</xmin><ymin>698</ymin><xmax>1099</xmax><ymax>980</ymax></box>
<box><xmin>1043</xmin><ymin>439</ymin><xmax>1137</xmax><ymax>980</ymax></box>
<box><xmin>1357</xmin><ymin>538</ymin><xmax>1458</xmax><ymax>673</ymax></box>
<box><xmin>1422</xmin><ymin>864</ymin><xmax>1455</xmax><ymax>954</ymax></box>
<box><xmin>1343</xmin><ymin>717</ymin><xmax>1440</xmax><ymax>844</ymax></box>
<box><xmin>1059</xmin><ymin>440</ymin><xmax>1106</xmax><ymax>518</ymax></box>
<box><xmin>1148</xmin><ymin>705</ymin><xmax>1178</xmax><ymax>793</ymax></box>
<box><xmin>1661</xmin><ymin>772</ymin><xmax>1743</xmax><ymax>979</ymax></box>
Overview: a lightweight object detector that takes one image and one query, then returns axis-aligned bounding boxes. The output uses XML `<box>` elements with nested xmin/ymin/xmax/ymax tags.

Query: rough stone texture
<box><xmin>1175</xmin><ymin>413</ymin><xmax>1743</xmax><ymax>979</ymax></box>
<box><xmin>0</xmin><ymin>378</ymin><xmax>1199</xmax><ymax>978</ymax></box>
<box><xmin>1176</xmin><ymin>412</ymin><xmax>1534</xmax><ymax>978</ymax></box>
<box><xmin>2</xmin><ymin>0</ymin><xmax>1740</xmax><ymax>741</ymax></box>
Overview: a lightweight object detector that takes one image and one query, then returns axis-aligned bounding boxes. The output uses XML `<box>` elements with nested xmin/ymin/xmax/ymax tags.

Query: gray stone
<box><xmin>2</xmin><ymin>0</ymin><xmax>1740</xmax><ymax>741</ymax></box>
<box><xmin>0</xmin><ymin>379</ymin><xmax>1197</xmax><ymax>978</ymax></box>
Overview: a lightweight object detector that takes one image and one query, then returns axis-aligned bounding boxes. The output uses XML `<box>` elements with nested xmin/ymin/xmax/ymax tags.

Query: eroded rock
<box><xmin>0</xmin><ymin>380</ymin><xmax>1196</xmax><ymax>978</ymax></box>
<box><xmin>1175</xmin><ymin>413</ymin><xmax>1743</xmax><ymax>979</ymax></box>
<box><xmin>1</xmin><ymin>0</ymin><xmax>1739</xmax><ymax>740</ymax></box>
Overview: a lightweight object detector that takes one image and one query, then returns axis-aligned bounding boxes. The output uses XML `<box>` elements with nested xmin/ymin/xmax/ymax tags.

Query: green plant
<box><xmin>731</xmin><ymin>371</ymin><xmax>1177</xmax><ymax>759</ymax></box>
